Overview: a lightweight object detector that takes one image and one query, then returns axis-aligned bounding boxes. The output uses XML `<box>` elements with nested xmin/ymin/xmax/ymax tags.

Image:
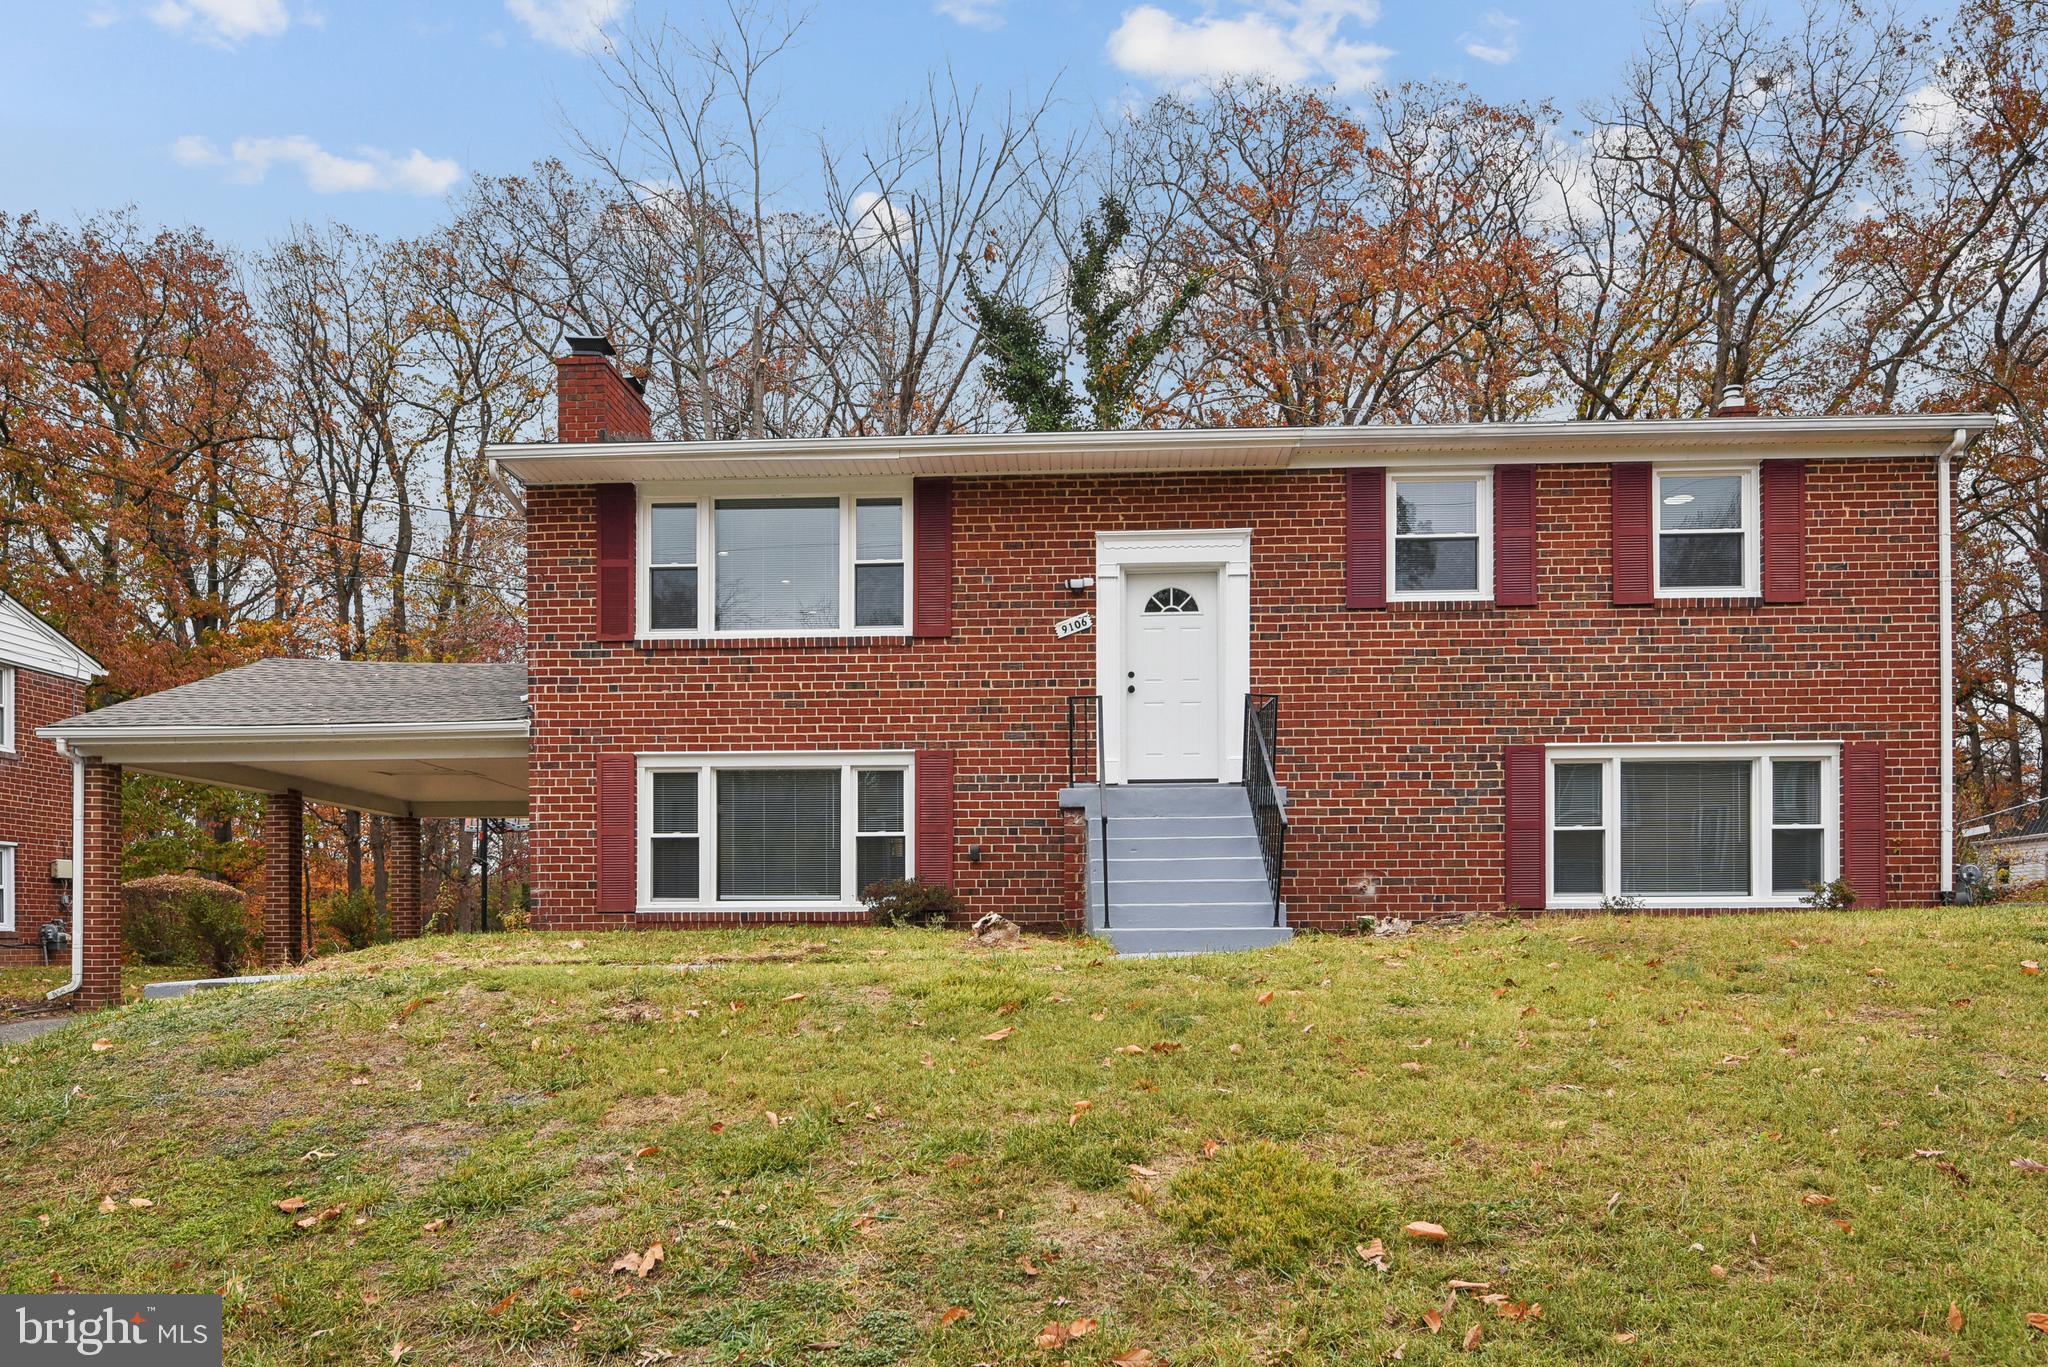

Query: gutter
<box><xmin>1939</xmin><ymin>427</ymin><xmax>1969</xmax><ymax>899</ymax></box>
<box><xmin>39</xmin><ymin>717</ymin><xmax>532</xmax><ymax>745</ymax></box>
<box><xmin>45</xmin><ymin>740</ymin><xmax>84</xmax><ymax>1003</ymax></box>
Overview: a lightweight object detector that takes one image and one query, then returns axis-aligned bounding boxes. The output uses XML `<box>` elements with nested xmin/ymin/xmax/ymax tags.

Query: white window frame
<box><xmin>0</xmin><ymin>664</ymin><xmax>14</xmax><ymax>753</ymax></box>
<box><xmin>0</xmin><ymin>841</ymin><xmax>14</xmax><ymax>932</ymax></box>
<box><xmin>637</xmin><ymin>482</ymin><xmax>913</xmax><ymax>640</ymax></box>
<box><xmin>1653</xmin><ymin>465</ymin><xmax>1759</xmax><ymax>599</ymax></box>
<box><xmin>1544</xmin><ymin>743</ymin><xmax>1838</xmax><ymax>910</ymax></box>
<box><xmin>635</xmin><ymin>751</ymin><xmax>915</xmax><ymax>912</ymax></box>
<box><xmin>1387</xmin><ymin>470</ymin><xmax>1493</xmax><ymax>603</ymax></box>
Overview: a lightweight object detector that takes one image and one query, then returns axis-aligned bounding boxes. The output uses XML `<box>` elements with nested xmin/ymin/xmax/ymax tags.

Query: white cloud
<box><xmin>848</xmin><ymin>191</ymin><xmax>911</xmax><ymax>250</ymax></box>
<box><xmin>148</xmin><ymin>0</ymin><xmax>289</xmax><ymax>45</ymax></box>
<box><xmin>1900</xmin><ymin>83</ymin><xmax>1965</xmax><ymax>148</ymax></box>
<box><xmin>505</xmin><ymin>0</ymin><xmax>626</xmax><ymax>53</ymax></box>
<box><xmin>936</xmin><ymin>0</ymin><xmax>1005</xmax><ymax>28</ymax></box>
<box><xmin>1460</xmin><ymin>10</ymin><xmax>1519</xmax><ymax>65</ymax></box>
<box><xmin>172</xmin><ymin>134</ymin><xmax>461</xmax><ymax>196</ymax></box>
<box><xmin>1105</xmin><ymin>0</ymin><xmax>1392</xmax><ymax>93</ymax></box>
<box><xmin>85</xmin><ymin>7</ymin><xmax>119</xmax><ymax>27</ymax></box>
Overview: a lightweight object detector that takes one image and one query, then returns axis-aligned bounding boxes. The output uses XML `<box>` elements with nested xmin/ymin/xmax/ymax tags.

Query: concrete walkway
<box><xmin>0</xmin><ymin>1015</ymin><xmax>72</xmax><ymax>1046</ymax></box>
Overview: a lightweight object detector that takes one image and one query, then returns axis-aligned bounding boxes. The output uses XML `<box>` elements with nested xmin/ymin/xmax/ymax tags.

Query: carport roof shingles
<box><xmin>48</xmin><ymin>658</ymin><xmax>530</xmax><ymax>732</ymax></box>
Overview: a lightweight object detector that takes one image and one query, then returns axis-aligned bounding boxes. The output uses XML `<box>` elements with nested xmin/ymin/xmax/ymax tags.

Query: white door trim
<box><xmin>1095</xmin><ymin>528</ymin><xmax>1251</xmax><ymax>784</ymax></box>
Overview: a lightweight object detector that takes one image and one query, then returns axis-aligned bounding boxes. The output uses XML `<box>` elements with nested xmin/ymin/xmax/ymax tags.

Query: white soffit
<box><xmin>489</xmin><ymin>414</ymin><xmax>1996</xmax><ymax>486</ymax></box>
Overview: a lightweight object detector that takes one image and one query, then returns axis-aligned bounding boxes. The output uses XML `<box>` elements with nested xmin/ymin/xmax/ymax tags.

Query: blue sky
<box><xmin>3</xmin><ymin>0</ymin><xmax>1905</xmax><ymax>247</ymax></box>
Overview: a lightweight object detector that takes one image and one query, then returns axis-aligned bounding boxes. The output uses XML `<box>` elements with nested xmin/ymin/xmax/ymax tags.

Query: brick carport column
<box><xmin>261</xmin><ymin>791</ymin><xmax>305</xmax><ymax>967</ymax></box>
<box><xmin>76</xmin><ymin>760</ymin><xmax>124</xmax><ymax>1010</ymax></box>
<box><xmin>388</xmin><ymin>815</ymin><xmax>423</xmax><ymax>939</ymax></box>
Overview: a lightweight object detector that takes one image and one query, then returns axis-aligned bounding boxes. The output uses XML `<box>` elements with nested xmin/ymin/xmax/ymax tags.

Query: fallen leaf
<box><xmin>938</xmin><ymin>1306</ymin><xmax>970</xmax><ymax>1328</ymax></box>
<box><xmin>489</xmin><ymin>1291</ymin><xmax>519</xmax><ymax>1316</ymax></box>
<box><xmin>1709</xmin><ymin>1265</ymin><xmax>1728</xmax><ymax>1280</ymax></box>
<box><xmin>1948</xmin><ymin>1302</ymin><xmax>1964</xmax><ymax>1333</ymax></box>
<box><xmin>1800</xmin><ymin>1192</ymin><xmax>1837</xmax><ymax>1207</ymax></box>
<box><xmin>1035</xmin><ymin>1322</ymin><xmax>1069</xmax><ymax>1349</ymax></box>
<box><xmin>1403</xmin><ymin>1221</ymin><xmax>1449</xmax><ymax>1242</ymax></box>
<box><xmin>421</xmin><ymin>1218</ymin><xmax>448</xmax><ymax>1233</ymax></box>
<box><xmin>127</xmin><ymin>1197</ymin><xmax>154</xmax><ymax>1209</ymax></box>
<box><xmin>2023</xmin><ymin>961</ymin><xmax>2041</xmax><ymax>975</ymax></box>
<box><xmin>1068</xmin><ymin>1100</ymin><xmax>1092</xmax><ymax>1126</ymax></box>
<box><xmin>2026</xmin><ymin>1312</ymin><xmax>2048</xmax><ymax>1334</ymax></box>
<box><xmin>1496</xmin><ymin>1301</ymin><xmax>1542</xmax><ymax>1322</ymax></box>
<box><xmin>1201</xmin><ymin>1139</ymin><xmax>1222</xmax><ymax>1159</ymax></box>
<box><xmin>981</xmin><ymin>1026</ymin><xmax>1016</xmax><ymax>1042</ymax></box>
<box><xmin>275</xmin><ymin>1196</ymin><xmax>309</xmax><ymax>1214</ymax></box>
<box><xmin>1422</xmin><ymin>1309</ymin><xmax>1443</xmax><ymax>1333</ymax></box>
<box><xmin>782</xmin><ymin>992</ymin><xmax>808</xmax><ymax>1002</ymax></box>
<box><xmin>635</xmin><ymin>1145</ymin><xmax>659</xmax><ymax>1158</ymax></box>
<box><xmin>1067</xmin><ymin>1318</ymin><xmax>1098</xmax><ymax>1340</ymax></box>
<box><xmin>1447</xmin><ymin>1279</ymin><xmax>1490</xmax><ymax>1290</ymax></box>
<box><xmin>1109</xmin><ymin>1351</ymin><xmax>1157</xmax><ymax>1367</ymax></box>
<box><xmin>609</xmin><ymin>1243</ymin><xmax>665</xmax><ymax>1278</ymax></box>
<box><xmin>1832</xmin><ymin>1218</ymin><xmax>1853</xmax><ymax>1234</ymax></box>
<box><xmin>389</xmin><ymin>1340</ymin><xmax>410</xmax><ymax>1363</ymax></box>
<box><xmin>1356</xmin><ymin>1240</ymin><xmax>1389</xmax><ymax>1271</ymax></box>
<box><xmin>91</xmin><ymin>1039</ymin><xmax>114</xmax><ymax>1053</ymax></box>
<box><xmin>1150</xmin><ymin>1041</ymin><xmax>1182</xmax><ymax>1054</ymax></box>
<box><xmin>2011</xmin><ymin>1158</ymin><xmax>2048</xmax><ymax>1174</ymax></box>
<box><xmin>1128</xmin><ymin>1163</ymin><xmax>1161</xmax><ymax>1178</ymax></box>
<box><xmin>1256</xmin><ymin>990</ymin><xmax>1275</xmax><ymax>1005</ymax></box>
<box><xmin>1461</xmin><ymin>1324</ymin><xmax>1482</xmax><ymax>1351</ymax></box>
<box><xmin>1614</xmin><ymin>1331</ymin><xmax>1638</xmax><ymax>1344</ymax></box>
<box><xmin>97</xmin><ymin>1196</ymin><xmax>116</xmax><ymax>1214</ymax></box>
<box><xmin>1017</xmin><ymin>1255</ymin><xmax>1040</xmax><ymax>1277</ymax></box>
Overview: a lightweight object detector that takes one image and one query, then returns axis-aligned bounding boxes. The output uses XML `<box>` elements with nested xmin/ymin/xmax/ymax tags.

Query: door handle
<box><xmin>1126</xmin><ymin>684</ymin><xmax>1136</xmax><ymax>694</ymax></box>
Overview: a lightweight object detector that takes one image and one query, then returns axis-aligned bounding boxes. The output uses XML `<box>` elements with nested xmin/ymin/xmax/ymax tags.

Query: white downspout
<box><xmin>45</xmin><ymin>740</ymin><xmax>85</xmax><ymax>1001</ymax></box>
<box><xmin>1939</xmin><ymin>429</ymin><xmax>1965</xmax><ymax>901</ymax></box>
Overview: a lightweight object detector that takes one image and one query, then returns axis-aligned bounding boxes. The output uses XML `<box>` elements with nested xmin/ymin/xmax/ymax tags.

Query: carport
<box><xmin>39</xmin><ymin>659</ymin><xmax>530</xmax><ymax>1007</ymax></box>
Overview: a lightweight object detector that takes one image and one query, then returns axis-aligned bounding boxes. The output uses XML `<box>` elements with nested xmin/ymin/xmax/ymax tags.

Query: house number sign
<box><xmin>1054</xmin><ymin>611</ymin><xmax>1094</xmax><ymax>639</ymax></box>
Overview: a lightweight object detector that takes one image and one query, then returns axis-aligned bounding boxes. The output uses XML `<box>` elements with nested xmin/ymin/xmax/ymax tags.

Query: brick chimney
<box><xmin>554</xmin><ymin>335</ymin><xmax>652</xmax><ymax>443</ymax></box>
<box><xmin>1713</xmin><ymin>383</ymin><xmax>1759</xmax><ymax>418</ymax></box>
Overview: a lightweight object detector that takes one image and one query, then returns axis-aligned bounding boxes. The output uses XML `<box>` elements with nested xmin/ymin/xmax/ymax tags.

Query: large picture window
<box><xmin>1655</xmin><ymin>468</ymin><xmax>1756</xmax><ymax>596</ymax></box>
<box><xmin>641</xmin><ymin>490</ymin><xmax>910</xmax><ymax>638</ymax></box>
<box><xmin>638</xmin><ymin>754</ymin><xmax>913</xmax><ymax>908</ymax></box>
<box><xmin>1389</xmin><ymin>473</ymin><xmax>1491</xmax><ymax>600</ymax></box>
<box><xmin>1547</xmin><ymin>746</ymin><xmax>1836</xmax><ymax>907</ymax></box>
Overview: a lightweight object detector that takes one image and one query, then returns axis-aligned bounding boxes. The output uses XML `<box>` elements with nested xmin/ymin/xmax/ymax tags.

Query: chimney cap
<box><xmin>565</xmin><ymin>334</ymin><xmax>616</xmax><ymax>358</ymax></box>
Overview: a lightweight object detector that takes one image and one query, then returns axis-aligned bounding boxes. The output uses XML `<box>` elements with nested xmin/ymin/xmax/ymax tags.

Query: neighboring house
<box><xmin>485</xmin><ymin>339</ymin><xmax>1991</xmax><ymax>953</ymax></box>
<box><xmin>0</xmin><ymin>591</ymin><xmax>102</xmax><ymax>965</ymax></box>
<box><xmin>1975</xmin><ymin>808</ymin><xmax>2048</xmax><ymax>886</ymax></box>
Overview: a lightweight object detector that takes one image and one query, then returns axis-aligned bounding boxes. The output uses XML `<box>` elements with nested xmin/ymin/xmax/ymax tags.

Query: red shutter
<box><xmin>1345</xmin><ymin>467</ymin><xmax>1387</xmax><ymax>609</ymax></box>
<box><xmin>594</xmin><ymin>483</ymin><xmax>636</xmax><ymax>642</ymax></box>
<box><xmin>1610</xmin><ymin>462</ymin><xmax>1653</xmax><ymax>605</ymax></box>
<box><xmin>596</xmin><ymin>754</ymin><xmax>637</xmax><ymax>914</ymax></box>
<box><xmin>1841</xmin><ymin>743</ymin><xmax>1887</xmax><ymax>909</ymax></box>
<box><xmin>1761</xmin><ymin>459</ymin><xmax>1808</xmax><ymax>603</ymax></box>
<box><xmin>1503</xmin><ymin>745</ymin><xmax>1546</xmax><ymax>910</ymax></box>
<box><xmin>914</xmin><ymin>750</ymin><xmax>956</xmax><ymax>886</ymax></box>
<box><xmin>1493</xmin><ymin>464</ymin><xmax>1537</xmax><ymax>606</ymax></box>
<box><xmin>912</xmin><ymin>477</ymin><xmax>954</xmax><ymax>638</ymax></box>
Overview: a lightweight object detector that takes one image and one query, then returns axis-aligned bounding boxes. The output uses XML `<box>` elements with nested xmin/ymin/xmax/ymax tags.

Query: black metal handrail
<box><xmin>1241</xmin><ymin>693</ymin><xmax>1287</xmax><ymax>926</ymax></box>
<box><xmin>1065</xmin><ymin>694</ymin><xmax>1112</xmax><ymax>930</ymax></box>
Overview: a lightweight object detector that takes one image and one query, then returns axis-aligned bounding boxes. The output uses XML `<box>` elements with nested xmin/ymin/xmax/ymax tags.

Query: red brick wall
<box><xmin>524</xmin><ymin>458</ymin><xmax>1942</xmax><ymax>931</ymax></box>
<box><xmin>553</xmin><ymin>354</ymin><xmax>651</xmax><ymax>443</ymax></box>
<box><xmin>0</xmin><ymin>666</ymin><xmax>86</xmax><ymax>965</ymax></box>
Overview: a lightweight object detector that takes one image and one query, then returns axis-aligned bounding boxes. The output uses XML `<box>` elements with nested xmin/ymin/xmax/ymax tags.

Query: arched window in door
<box><xmin>1142</xmin><ymin>586</ymin><xmax>1199</xmax><ymax>614</ymax></box>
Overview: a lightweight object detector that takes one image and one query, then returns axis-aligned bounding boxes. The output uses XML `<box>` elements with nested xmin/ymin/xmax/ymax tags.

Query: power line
<box><xmin>24</xmin><ymin>448</ymin><xmax>526</xmax><ymax>604</ymax></box>
<box><xmin>5</xmin><ymin>390</ymin><xmax>526</xmax><ymax>526</ymax></box>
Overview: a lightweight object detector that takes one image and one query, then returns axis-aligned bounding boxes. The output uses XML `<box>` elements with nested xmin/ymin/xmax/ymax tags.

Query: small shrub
<box><xmin>119</xmin><ymin>874</ymin><xmax>255</xmax><ymax>974</ymax></box>
<box><xmin>1165</xmin><ymin>1141</ymin><xmax>1382</xmax><ymax>1273</ymax></box>
<box><xmin>1801</xmin><ymin>878</ymin><xmax>1858</xmax><ymax>910</ymax></box>
<box><xmin>860</xmin><ymin>877</ymin><xmax>961</xmax><ymax>927</ymax></box>
<box><xmin>320</xmin><ymin>889</ymin><xmax>386</xmax><ymax>951</ymax></box>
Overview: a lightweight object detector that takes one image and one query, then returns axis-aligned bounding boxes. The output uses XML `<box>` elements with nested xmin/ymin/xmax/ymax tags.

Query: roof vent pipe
<box><xmin>1715</xmin><ymin>384</ymin><xmax>1759</xmax><ymax>417</ymax></box>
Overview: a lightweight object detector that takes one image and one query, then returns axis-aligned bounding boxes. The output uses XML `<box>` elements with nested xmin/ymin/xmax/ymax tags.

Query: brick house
<box><xmin>489</xmin><ymin>339</ymin><xmax>1991</xmax><ymax>953</ymax></box>
<box><xmin>0</xmin><ymin>591</ymin><xmax>102</xmax><ymax>966</ymax></box>
<box><xmin>39</xmin><ymin>338</ymin><xmax>1993</xmax><ymax>990</ymax></box>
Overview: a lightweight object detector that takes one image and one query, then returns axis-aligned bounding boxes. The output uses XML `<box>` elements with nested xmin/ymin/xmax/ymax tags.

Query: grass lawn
<box><xmin>3</xmin><ymin>910</ymin><xmax>2048</xmax><ymax>1365</ymax></box>
<box><xmin>0</xmin><ymin>961</ymin><xmax>209</xmax><ymax>1009</ymax></box>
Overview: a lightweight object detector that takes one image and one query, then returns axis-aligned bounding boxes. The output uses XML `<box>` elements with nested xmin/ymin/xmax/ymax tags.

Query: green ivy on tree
<box><xmin>964</xmin><ymin>197</ymin><xmax>1202</xmax><ymax>432</ymax></box>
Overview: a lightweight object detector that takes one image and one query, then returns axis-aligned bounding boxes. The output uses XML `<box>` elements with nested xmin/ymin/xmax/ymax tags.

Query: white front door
<box><xmin>1122</xmin><ymin>571</ymin><xmax>1221</xmax><ymax>781</ymax></box>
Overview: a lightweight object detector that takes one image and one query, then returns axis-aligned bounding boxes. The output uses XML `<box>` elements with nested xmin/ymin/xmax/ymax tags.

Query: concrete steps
<box><xmin>1060</xmin><ymin>781</ymin><xmax>1291</xmax><ymax>956</ymax></box>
